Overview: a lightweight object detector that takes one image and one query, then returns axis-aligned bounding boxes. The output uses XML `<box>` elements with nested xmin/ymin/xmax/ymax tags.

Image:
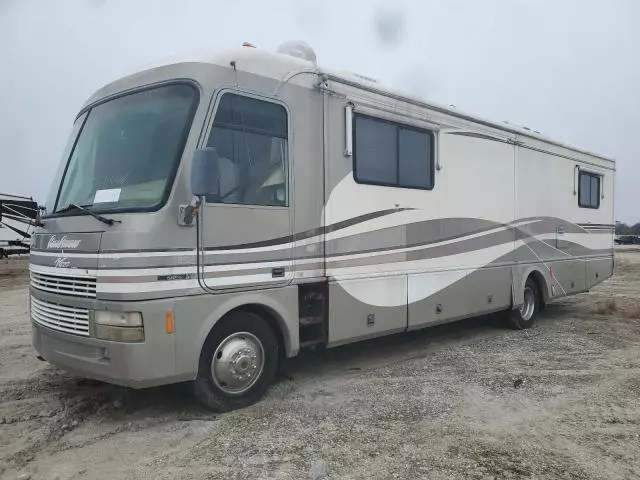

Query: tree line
<box><xmin>616</xmin><ymin>222</ymin><xmax>640</xmax><ymax>235</ymax></box>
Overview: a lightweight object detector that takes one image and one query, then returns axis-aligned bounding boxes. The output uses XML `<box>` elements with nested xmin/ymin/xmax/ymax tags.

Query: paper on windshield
<box><xmin>93</xmin><ymin>188</ymin><xmax>121</xmax><ymax>204</ymax></box>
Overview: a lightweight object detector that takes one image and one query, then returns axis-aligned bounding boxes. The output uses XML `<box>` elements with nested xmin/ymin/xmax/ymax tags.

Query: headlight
<box><xmin>93</xmin><ymin>311</ymin><xmax>144</xmax><ymax>342</ymax></box>
<box><xmin>95</xmin><ymin>311</ymin><xmax>143</xmax><ymax>327</ymax></box>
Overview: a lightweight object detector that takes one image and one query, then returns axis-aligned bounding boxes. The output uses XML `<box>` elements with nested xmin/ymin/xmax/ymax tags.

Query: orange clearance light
<box><xmin>242</xmin><ymin>42</ymin><xmax>256</xmax><ymax>48</ymax></box>
<box><xmin>165</xmin><ymin>310</ymin><xmax>174</xmax><ymax>334</ymax></box>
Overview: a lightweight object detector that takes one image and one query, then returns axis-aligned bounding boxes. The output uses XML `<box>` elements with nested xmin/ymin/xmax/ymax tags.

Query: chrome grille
<box><xmin>30</xmin><ymin>271</ymin><xmax>97</xmax><ymax>298</ymax></box>
<box><xmin>31</xmin><ymin>296</ymin><xmax>90</xmax><ymax>336</ymax></box>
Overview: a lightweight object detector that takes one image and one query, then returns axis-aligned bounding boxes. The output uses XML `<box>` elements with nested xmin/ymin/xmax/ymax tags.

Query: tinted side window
<box><xmin>590</xmin><ymin>175</ymin><xmax>599</xmax><ymax>207</ymax></box>
<box><xmin>206</xmin><ymin>94</ymin><xmax>288</xmax><ymax>207</ymax></box>
<box><xmin>578</xmin><ymin>171</ymin><xmax>600</xmax><ymax>209</ymax></box>
<box><xmin>399</xmin><ymin>128</ymin><xmax>433</xmax><ymax>188</ymax></box>
<box><xmin>353</xmin><ymin>114</ymin><xmax>434</xmax><ymax>189</ymax></box>
<box><xmin>579</xmin><ymin>172</ymin><xmax>591</xmax><ymax>206</ymax></box>
<box><xmin>354</xmin><ymin>116</ymin><xmax>397</xmax><ymax>185</ymax></box>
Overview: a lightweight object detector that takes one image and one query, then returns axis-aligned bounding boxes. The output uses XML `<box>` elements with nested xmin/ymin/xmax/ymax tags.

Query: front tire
<box><xmin>507</xmin><ymin>277</ymin><xmax>540</xmax><ymax>330</ymax></box>
<box><xmin>192</xmin><ymin>311</ymin><xmax>279</xmax><ymax>412</ymax></box>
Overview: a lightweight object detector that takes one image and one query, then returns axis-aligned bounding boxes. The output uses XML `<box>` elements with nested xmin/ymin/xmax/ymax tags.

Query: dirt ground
<box><xmin>1</xmin><ymin>250</ymin><xmax>640</xmax><ymax>480</ymax></box>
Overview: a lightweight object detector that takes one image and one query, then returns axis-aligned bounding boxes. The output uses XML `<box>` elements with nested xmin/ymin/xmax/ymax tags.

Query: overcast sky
<box><xmin>1</xmin><ymin>0</ymin><xmax>638</xmax><ymax>222</ymax></box>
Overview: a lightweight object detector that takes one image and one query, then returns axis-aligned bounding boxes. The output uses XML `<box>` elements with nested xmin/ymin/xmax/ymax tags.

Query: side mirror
<box><xmin>190</xmin><ymin>147</ymin><xmax>220</xmax><ymax>198</ymax></box>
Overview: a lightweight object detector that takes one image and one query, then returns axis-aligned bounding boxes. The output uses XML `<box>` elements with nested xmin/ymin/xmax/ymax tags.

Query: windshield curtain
<box><xmin>53</xmin><ymin>83</ymin><xmax>198</xmax><ymax>214</ymax></box>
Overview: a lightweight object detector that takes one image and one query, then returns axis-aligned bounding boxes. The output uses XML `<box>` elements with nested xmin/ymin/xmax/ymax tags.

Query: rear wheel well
<box><xmin>527</xmin><ymin>270</ymin><xmax>548</xmax><ymax>308</ymax></box>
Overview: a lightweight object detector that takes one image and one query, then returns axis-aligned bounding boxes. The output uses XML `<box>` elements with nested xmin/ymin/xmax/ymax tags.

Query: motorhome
<box><xmin>30</xmin><ymin>42</ymin><xmax>615</xmax><ymax>411</ymax></box>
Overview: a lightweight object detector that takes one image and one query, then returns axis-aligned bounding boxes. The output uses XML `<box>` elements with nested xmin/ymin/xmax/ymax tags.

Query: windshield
<box><xmin>53</xmin><ymin>83</ymin><xmax>198</xmax><ymax>214</ymax></box>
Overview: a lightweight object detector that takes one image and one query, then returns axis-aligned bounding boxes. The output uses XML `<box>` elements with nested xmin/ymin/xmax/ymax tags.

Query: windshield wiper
<box><xmin>55</xmin><ymin>203</ymin><xmax>121</xmax><ymax>226</ymax></box>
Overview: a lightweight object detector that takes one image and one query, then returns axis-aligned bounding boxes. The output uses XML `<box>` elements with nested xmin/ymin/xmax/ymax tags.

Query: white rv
<box><xmin>30</xmin><ymin>42</ymin><xmax>615</xmax><ymax>411</ymax></box>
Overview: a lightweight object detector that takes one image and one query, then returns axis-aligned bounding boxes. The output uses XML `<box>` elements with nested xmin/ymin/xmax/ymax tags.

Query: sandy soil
<box><xmin>1</xmin><ymin>250</ymin><xmax>639</xmax><ymax>480</ymax></box>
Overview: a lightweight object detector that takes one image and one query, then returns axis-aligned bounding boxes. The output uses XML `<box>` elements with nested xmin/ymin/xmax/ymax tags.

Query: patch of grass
<box><xmin>596</xmin><ymin>299</ymin><xmax>618</xmax><ymax>315</ymax></box>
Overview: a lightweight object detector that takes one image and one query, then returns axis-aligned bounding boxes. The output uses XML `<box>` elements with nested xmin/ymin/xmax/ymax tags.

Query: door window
<box><xmin>206</xmin><ymin>94</ymin><xmax>288</xmax><ymax>207</ymax></box>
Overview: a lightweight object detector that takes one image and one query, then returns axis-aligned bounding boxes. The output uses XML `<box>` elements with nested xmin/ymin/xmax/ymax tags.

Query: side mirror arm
<box><xmin>178</xmin><ymin>196</ymin><xmax>201</xmax><ymax>227</ymax></box>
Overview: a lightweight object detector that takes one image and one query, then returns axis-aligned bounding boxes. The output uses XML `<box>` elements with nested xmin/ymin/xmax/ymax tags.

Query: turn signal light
<box><xmin>165</xmin><ymin>310</ymin><xmax>174</xmax><ymax>334</ymax></box>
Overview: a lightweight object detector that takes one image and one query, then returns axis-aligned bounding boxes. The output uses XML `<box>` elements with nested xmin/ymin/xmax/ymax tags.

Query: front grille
<box><xmin>30</xmin><ymin>271</ymin><xmax>97</xmax><ymax>298</ymax></box>
<box><xmin>31</xmin><ymin>296</ymin><xmax>90</xmax><ymax>336</ymax></box>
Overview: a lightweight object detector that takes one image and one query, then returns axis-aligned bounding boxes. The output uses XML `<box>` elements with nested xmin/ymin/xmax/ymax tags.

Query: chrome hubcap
<box><xmin>520</xmin><ymin>286</ymin><xmax>536</xmax><ymax>321</ymax></box>
<box><xmin>211</xmin><ymin>332</ymin><xmax>264</xmax><ymax>395</ymax></box>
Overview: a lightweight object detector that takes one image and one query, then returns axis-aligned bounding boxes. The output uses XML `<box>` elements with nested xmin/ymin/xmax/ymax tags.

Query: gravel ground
<box><xmin>1</xmin><ymin>250</ymin><xmax>640</xmax><ymax>480</ymax></box>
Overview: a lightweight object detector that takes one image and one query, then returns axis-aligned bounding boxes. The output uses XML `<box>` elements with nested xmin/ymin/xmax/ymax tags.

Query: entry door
<box><xmin>199</xmin><ymin>92</ymin><xmax>293</xmax><ymax>290</ymax></box>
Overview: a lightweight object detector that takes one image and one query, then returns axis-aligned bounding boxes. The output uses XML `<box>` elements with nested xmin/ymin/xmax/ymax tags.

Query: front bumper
<box><xmin>30</xmin><ymin>289</ymin><xmax>186</xmax><ymax>389</ymax></box>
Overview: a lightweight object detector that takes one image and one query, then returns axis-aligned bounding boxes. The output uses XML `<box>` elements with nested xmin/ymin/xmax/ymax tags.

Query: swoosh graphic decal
<box><xmin>204</xmin><ymin>207</ymin><xmax>413</xmax><ymax>251</ymax></box>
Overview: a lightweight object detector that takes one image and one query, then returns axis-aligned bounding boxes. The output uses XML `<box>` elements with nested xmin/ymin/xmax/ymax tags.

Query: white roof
<box><xmin>137</xmin><ymin>44</ymin><xmax>614</xmax><ymax>163</ymax></box>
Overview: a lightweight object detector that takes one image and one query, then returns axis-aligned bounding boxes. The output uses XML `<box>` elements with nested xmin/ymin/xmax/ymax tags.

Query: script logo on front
<box><xmin>54</xmin><ymin>256</ymin><xmax>72</xmax><ymax>268</ymax></box>
<box><xmin>47</xmin><ymin>235</ymin><xmax>81</xmax><ymax>250</ymax></box>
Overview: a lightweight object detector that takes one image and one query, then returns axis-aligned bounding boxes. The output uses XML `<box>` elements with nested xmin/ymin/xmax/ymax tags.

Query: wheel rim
<box><xmin>520</xmin><ymin>286</ymin><xmax>536</xmax><ymax>321</ymax></box>
<box><xmin>211</xmin><ymin>332</ymin><xmax>265</xmax><ymax>395</ymax></box>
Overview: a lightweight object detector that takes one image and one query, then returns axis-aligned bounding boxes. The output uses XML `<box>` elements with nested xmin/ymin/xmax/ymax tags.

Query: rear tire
<box><xmin>506</xmin><ymin>277</ymin><xmax>540</xmax><ymax>330</ymax></box>
<box><xmin>192</xmin><ymin>311</ymin><xmax>279</xmax><ymax>412</ymax></box>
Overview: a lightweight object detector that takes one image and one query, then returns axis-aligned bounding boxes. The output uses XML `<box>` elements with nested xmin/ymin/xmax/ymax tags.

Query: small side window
<box><xmin>578</xmin><ymin>171</ymin><xmax>600</xmax><ymax>209</ymax></box>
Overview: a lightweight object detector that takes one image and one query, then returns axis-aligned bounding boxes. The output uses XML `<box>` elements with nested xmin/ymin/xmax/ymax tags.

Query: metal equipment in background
<box><xmin>0</xmin><ymin>193</ymin><xmax>39</xmax><ymax>258</ymax></box>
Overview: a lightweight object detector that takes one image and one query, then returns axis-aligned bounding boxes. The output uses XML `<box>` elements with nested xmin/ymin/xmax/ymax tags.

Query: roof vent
<box><xmin>276</xmin><ymin>40</ymin><xmax>317</xmax><ymax>63</ymax></box>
